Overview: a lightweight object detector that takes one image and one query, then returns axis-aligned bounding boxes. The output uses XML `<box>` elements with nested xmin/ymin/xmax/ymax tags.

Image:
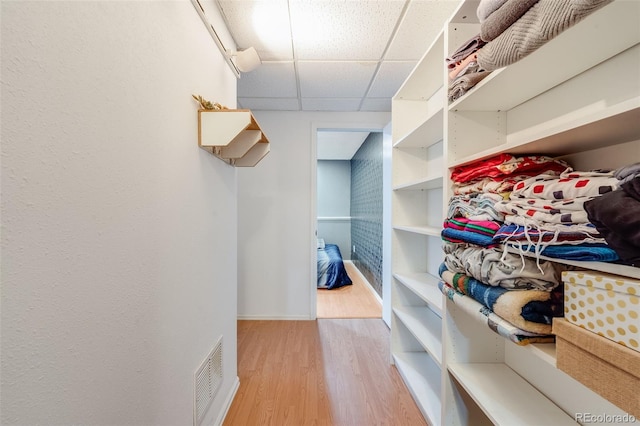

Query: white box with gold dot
<box><xmin>562</xmin><ymin>270</ymin><xmax>640</xmax><ymax>353</ymax></box>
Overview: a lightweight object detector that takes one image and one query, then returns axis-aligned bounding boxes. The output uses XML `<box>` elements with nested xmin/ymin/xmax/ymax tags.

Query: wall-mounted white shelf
<box><xmin>197</xmin><ymin>109</ymin><xmax>270</xmax><ymax>167</ymax></box>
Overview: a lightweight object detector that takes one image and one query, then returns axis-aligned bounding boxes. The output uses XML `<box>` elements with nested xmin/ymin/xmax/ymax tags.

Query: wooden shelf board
<box><xmin>448</xmin><ymin>1</ymin><xmax>640</xmax><ymax>112</ymax></box>
<box><xmin>393</xmin><ymin>306</ymin><xmax>443</xmax><ymax>366</ymax></box>
<box><xmin>393</xmin><ymin>272</ymin><xmax>443</xmax><ymax>316</ymax></box>
<box><xmin>392</xmin><ymin>352</ymin><xmax>442</xmax><ymax>426</ymax></box>
<box><xmin>232</xmin><ymin>141</ymin><xmax>269</xmax><ymax>167</ymax></box>
<box><xmin>447</xmin><ymin>363</ymin><xmax>577</xmax><ymax>425</ymax></box>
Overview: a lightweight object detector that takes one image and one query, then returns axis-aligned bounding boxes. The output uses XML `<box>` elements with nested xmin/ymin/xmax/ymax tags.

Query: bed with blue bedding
<box><xmin>317</xmin><ymin>239</ymin><xmax>352</xmax><ymax>290</ymax></box>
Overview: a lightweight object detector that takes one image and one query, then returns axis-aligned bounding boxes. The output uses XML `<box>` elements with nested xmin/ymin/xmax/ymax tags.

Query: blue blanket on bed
<box><xmin>318</xmin><ymin>244</ymin><xmax>352</xmax><ymax>289</ymax></box>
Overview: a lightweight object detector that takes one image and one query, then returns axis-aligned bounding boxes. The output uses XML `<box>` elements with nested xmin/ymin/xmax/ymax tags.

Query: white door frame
<box><xmin>310</xmin><ymin>121</ymin><xmax>390</xmax><ymax>320</ymax></box>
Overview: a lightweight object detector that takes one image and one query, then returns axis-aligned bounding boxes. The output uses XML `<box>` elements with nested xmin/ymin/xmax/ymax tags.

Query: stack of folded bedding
<box><xmin>475</xmin><ymin>0</ymin><xmax>613</xmax><ymax>71</ymax></box>
<box><xmin>438</xmin><ymin>243</ymin><xmax>565</xmax><ymax>344</ymax></box>
<box><xmin>447</xmin><ymin>154</ymin><xmax>635</xmax><ymax>265</ymax></box>
<box><xmin>439</xmin><ymin>223</ymin><xmax>566</xmax><ymax>343</ymax></box>
<box><xmin>443</xmin><ymin>243</ymin><xmax>561</xmax><ymax>291</ymax></box>
<box><xmin>441</xmin><ymin>158</ymin><xmax>567</xmax><ymax>344</ymax></box>
<box><xmin>440</xmin><ymin>154</ymin><xmax>640</xmax><ymax>345</ymax></box>
<box><xmin>493</xmin><ymin>168</ymin><xmax>622</xmax><ymax>262</ymax></box>
<box><xmin>443</xmin><ymin>192</ymin><xmax>505</xmax><ymax>247</ymax></box>
<box><xmin>438</xmin><ymin>253</ymin><xmax>564</xmax><ymax>344</ymax></box>
<box><xmin>450</xmin><ymin>153</ymin><xmax>569</xmax><ymax>196</ymax></box>
<box><xmin>446</xmin><ymin>35</ymin><xmax>491</xmax><ymax>102</ymax></box>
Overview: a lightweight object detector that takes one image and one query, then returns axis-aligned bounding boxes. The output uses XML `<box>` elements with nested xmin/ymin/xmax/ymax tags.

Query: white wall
<box><xmin>237</xmin><ymin>111</ymin><xmax>390</xmax><ymax>319</ymax></box>
<box><xmin>1</xmin><ymin>2</ymin><xmax>238</xmax><ymax>425</ymax></box>
<box><xmin>317</xmin><ymin>160</ymin><xmax>351</xmax><ymax>260</ymax></box>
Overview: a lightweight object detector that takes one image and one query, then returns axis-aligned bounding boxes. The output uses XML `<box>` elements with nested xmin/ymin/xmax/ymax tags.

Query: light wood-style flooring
<box><xmin>317</xmin><ymin>262</ymin><xmax>382</xmax><ymax>319</ymax></box>
<box><xmin>223</xmin><ymin>319</ymin><xmax>428</xmax><ymax>426</ymax></box>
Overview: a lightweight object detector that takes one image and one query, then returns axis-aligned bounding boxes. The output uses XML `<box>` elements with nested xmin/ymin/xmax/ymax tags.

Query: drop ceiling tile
<box><xmin>238</xmin><ymin>97</ymin><xmax>300</xmax><ymax>111</ymax></box>
<box><xmin>367</xmin><ymin>61</ymin><xmax>416</xmax><ymax>98</ymax></box>
<box><xmin>238</xmin><ymin>62</ymin><xmax>297</xmax><ymax>98</ymax></box>
<box><xmin>301</xmin><ymin>98</ymin><xmax>362</xmax><ymax>111</ymax></box>
<box><xmin>289</xmin><ymin>0</ymin><xmax>404</xmax><ymax>60</ymax></box>
<box><xmin>385</xmin><ymin>0</ymin><xmax>460</xmax><ymax>60</ymax></box>
<box><xmin>298</xmin><ymin>61</ymin><xmax>378</xmax><ymax>98</ymax></box>
<box><xmin>360</xmin><ymin>97</ymin><xmax>392</xmax><ymax>112</ymax></box>
<box><xmin>218</xmin><ymin>0</ymin><xmax>293</xmax><ymax>61</ymax></box>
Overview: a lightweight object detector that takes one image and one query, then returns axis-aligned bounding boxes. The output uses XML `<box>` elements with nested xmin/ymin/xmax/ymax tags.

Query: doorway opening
<box><xmin>314</xmin><ymin>127</ymin><xmax>389</xmax><ymax>320</ymax></box>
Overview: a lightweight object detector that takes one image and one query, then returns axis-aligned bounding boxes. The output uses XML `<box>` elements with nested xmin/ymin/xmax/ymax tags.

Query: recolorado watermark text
<box><xmin>575</xmin><ymin>413</ymin><xmax>637</xmax><ymax>423</ymax></box>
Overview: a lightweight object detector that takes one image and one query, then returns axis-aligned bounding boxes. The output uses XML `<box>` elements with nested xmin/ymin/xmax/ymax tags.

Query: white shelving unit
<box><xmin>391</xmin><ymin>25</ymin><xmax>448</xmax><ymax>426</ymax></box>
<box><xmin>390</xmin><ymin>1</ymin><xmax>640</xmax><ymax>424</ymax></box>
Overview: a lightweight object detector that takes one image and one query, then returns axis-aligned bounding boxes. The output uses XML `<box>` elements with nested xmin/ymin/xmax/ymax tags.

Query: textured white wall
<box><xmin>317</xmin><ymin>160</ymin><xmax>351</xmax><ymax>259</ymax></box>
<box><xmin>1</xmin><ymin>1</ymin><xmax>238</xmax><ymax>425</ymax></box>
<box><xmin>237</xmin><ymin>111</ymin><xmax>390</xmax><ymax>319</ymax></box>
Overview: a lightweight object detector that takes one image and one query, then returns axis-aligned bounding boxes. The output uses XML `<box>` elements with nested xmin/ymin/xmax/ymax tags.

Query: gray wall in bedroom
<box><xmin>351</xmin><ymin>132</ymin><xmax>384</xmax><ymax>297</ymax></box>
<box><xmin>317</xmin><ymin>160</ymin><xmax>351</xmax><ymax>260</ymax></box>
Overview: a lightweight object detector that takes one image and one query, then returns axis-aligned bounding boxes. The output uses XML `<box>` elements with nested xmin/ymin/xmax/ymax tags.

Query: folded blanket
<box><xmin>480</xmin><ymin>0</ymin><xmax>540</xmax><ymax>42</ymax></box>
<box><xmin>446</xmin><ymin>35</ymin><xmax>486</xmax><ymax>69</ymax></box>
<box><xmin>501</xmin><ymin>215</ymin><xmax>602</xmax><ymax>235</ymax></box>
<box><xmin>493</xmin><ymin>223</ymin><xmax>604</xmax><ymax>246</ymax></box>
<box><xmin>614</xmin><ymin>162</ymin><xmax>640</xmax><ymax>185</ymax></box>
<box><xmin>438</xmin><ymin>281</ymin><xmax>556</xmax><ymax>344</ymax></box>
<box><xmin>443</xmin><ymin>244</ymin><xmax>561</xmax><ymax>290</ymax></box>
<box><xmin>496</xmin><ymin>198</ymin><xmax>592</xmax><ymax>225</ymax></box>
<box><xmin>453</xmin><ymin>176</ymin><xmax>527</xmax><ymax>195</ymax></box>
<box><xmin>451</xmin><ymin>153</ymin><xmax>568</xmax><ymax>184</ymax></box>
<box><xmin>584</xmin><ymin>179</ymin><xmax>640</xmax><ymax>265</ymax></box>
<box><xmin>444</xmin><ymin>217</ymin><xmax>502</xmax><ymax>237</ymax></box>
<box><xmin>621</xmin><ymin>175</ymin><xmax>640</xmax><ymax>201</ymax></box>
<box><xmin>448</xmin><ymin>53</ymin><xmax>479</xmax><ymax>83</ymax></box>
<box><xmin>448</xmin><ymin>193</ymin><xmax>505</xmax><ymax>222</ymax></box>
<box><xmin>510</xmin><ymin>242</ymin><xmax>620</xmax><ymax>262</ymax></box>
<box><xmin>440</xmin><ymin>263</ymin><xmax>562</xmax><ymax>335</ymax></box>
<box><xmin>448</xmin><ymin>70</ymin><xmax>492</xmax><ymax>102</ymax></box>
<box><xmin>441</xmin><ymin>227</ymin><xmax>497</xmax><ymax>248</ymax></box>
<box><xmin>477</xmin><ymin>0</ymin><xmax>614</xmax><ymax>71</ymax></box>
<box><xmin>477</xmin><ymin>0</ymin><xmax>509</xmax><ymax>22</ymax></box>
<box><xmin>510</xmin><ymin>169</ymin><xmax>619</xmax><ymax>201</ymax></box>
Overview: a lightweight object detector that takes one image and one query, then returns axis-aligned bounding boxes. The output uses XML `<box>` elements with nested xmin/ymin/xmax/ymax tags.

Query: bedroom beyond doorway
<box><xmin>317</xmin><ymin>261</ymin><xmax>382</xmax><ymax>318</ymax></box>
<box><xmin>316</xmin><ymin>129</ymin><xmax>386</xmax><ymax>319</ymax></box>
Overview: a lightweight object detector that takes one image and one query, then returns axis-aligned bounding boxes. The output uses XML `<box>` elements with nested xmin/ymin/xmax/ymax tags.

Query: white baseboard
<box><xmin>215</xmin><ymin>376</ymin><xmax>239</xmax><ymax>426</ymax></box>
<box><xmin>345</xmin><ymin>260</ymin><xmax>383</xmax><ymax>306</ymax></box>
